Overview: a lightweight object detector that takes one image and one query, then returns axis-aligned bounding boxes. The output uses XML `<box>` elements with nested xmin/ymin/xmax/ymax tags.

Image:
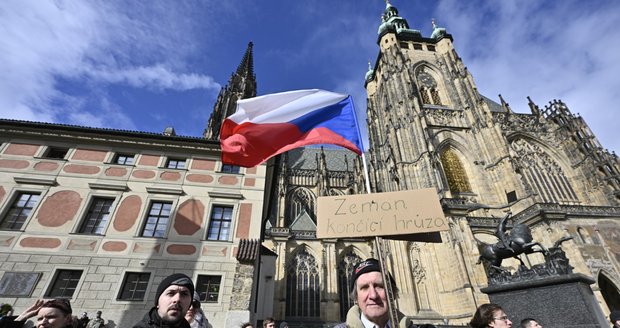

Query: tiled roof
<box><xmin>236</xmin><ymin>239</ymin><xmax>277</xmax><ymax>262</ymax></box>
<box><xmin>0</xmin><ymin>118</ymin><xmax>216</xmax><ymax>143</ymax></box>
<box><xmin>236</xmin><ymin>239</ymin><xmax>259</xmax><ymax>262</ymax></box>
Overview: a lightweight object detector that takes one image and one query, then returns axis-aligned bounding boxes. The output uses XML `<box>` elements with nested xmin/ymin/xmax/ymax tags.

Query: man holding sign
<box><xmin>335</xmin><ymin>259</ymin><xmax>416</xmax><ymax>328</ymax></box>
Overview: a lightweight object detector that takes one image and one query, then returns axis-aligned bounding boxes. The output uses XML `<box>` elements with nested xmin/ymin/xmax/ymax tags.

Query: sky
<box><xmin>1</xmin><ymin>0</ymin><xmax>619</xmax><ymax>154</ymax></box>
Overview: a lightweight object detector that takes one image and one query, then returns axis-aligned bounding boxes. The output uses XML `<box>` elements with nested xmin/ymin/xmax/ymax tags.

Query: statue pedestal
<box><xmin>481</xmin><ymin>273</ymin><xmax>608</xmax><ymax>328</ymax></box>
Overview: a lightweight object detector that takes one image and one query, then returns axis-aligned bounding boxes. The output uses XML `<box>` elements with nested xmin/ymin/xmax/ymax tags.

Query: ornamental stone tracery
<box><xmin>510</xmin><ymin>138</ymin><xmax>578</xmax><ymax>204</ymax></box>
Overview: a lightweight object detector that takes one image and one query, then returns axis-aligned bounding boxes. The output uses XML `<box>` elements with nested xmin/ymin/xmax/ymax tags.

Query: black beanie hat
<box><xmin>350</xmin><ymin>258</ymin><xmax>395</xmax><ymax>290</ymax></box>
<box><xmin>350</xmin><ymin>258</ymin><xmax>381</xmax><ymax>289</ymax></box>
<box><xmin>155</xmin><ymin>273</ymin><xmax>195</xmax><ymax>305</ymax></box>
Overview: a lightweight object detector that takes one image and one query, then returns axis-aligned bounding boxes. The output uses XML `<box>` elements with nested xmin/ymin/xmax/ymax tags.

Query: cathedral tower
<box><xmin>204</xmin><ymin>42</ymin><xmax>257</xmax><ymax>139</ymax></box>
<box><xmin>363</xmin><ymin>0</ymin><xmax>620</xmax><ymax>323</ymax></box>
<box><xmin>263</xmin><ymin>1</ymin><xmax>620</xmax><ymax>325</ymax></box>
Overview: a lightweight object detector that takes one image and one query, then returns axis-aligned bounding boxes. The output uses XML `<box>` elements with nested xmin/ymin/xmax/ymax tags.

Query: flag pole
<box><xmin>360</xmin><ymin>151</ymin><xmax>399</xmax><ymax>327</ymax></box>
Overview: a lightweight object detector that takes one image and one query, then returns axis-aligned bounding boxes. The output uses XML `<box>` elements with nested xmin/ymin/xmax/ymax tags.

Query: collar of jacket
<box><xmin>345</xmin><ymin>305</ymin><xmax>413</xmax><ymax>328</ymax></box>
<box><xmin>145</xmin><ymin>307</ymin><xmax>191</xmax><ymax>328</ymax></box>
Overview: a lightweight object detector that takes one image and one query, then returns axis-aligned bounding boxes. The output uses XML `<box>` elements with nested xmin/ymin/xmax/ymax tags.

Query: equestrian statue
<box><xmin>476</xmin><ymin>212</ymin><xmax>546</xmax><ymax>268</ymax></box>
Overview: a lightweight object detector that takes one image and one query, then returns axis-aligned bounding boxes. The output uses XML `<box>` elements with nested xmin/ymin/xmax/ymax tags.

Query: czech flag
<box><xmin>220</xmin><ymin>89</ymin><xmax>364</xmax><ymax>167</ymax></box>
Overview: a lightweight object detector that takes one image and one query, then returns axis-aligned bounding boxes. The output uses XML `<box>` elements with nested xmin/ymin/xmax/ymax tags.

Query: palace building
<box><xmin>0</xmin><ymin>43</ymin><xmax>269</xmax><ymax>328</ymax></box>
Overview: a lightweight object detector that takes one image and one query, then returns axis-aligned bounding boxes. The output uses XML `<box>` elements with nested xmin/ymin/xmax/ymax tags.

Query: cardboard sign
<box><xmin>316</xmin><ymin>188</ymin><xmax>447</xmax><ymax>239</ymax></box>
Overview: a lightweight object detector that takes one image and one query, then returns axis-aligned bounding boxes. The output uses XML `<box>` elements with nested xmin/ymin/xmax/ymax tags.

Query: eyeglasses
<box><xmin>494</xmin><ymin>316</ymin><xmax>510</xmax><ymax>322</ymax></box>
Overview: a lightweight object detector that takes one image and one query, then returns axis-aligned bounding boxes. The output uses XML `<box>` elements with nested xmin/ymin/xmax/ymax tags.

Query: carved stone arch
<box><xmin>437</xmin><ymin>141</ymin><xmax>475</xmax><ymax>195</ymax></box>
<box><xmin>507</xmin><ymin>132</ymin><xmax>575</xmax><ymax>170</ymax></box>
<box><xmin>336</xmin><ymin>247</ymin><xmax>363</xmax><ymax>321</ymax></box>
<box><xmin>286</xmin><ymin>187</ymin><xmax>316</xmax><ymax>226</ymax></box>
<box><xmin>285</xmin><ymin>245</ymin><xmax>321</xmax><ymax>318</ymax></box>
<box><xmin>328</xmin><ymin>188</ymin><xmax>345</xmax><ymax>196</ymax></box>
<box><xmin>407</xmin><ymin>241</ymin><xmax>443</xmax><ymax>312</ymax></box>
<box><xmin>412</xmin><ymin>62</ymin><xmax>449</xmax><ymax>107</ymax></box>
<box><xmin>507</xmin><ymin>135</ymin><xmax>579</xmax><ymax>204</ymax></box>
<box><xmin>597</xmin><ymin>269</ymin><xmax>620</xmax><ymax>312</ymax></box>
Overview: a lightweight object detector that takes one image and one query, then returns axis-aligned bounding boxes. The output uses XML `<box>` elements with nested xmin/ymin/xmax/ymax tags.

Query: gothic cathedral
<box><xmin>205</xmin><ymin>2</ymin><xmax>620</xmax><ymax>326</ymax></box>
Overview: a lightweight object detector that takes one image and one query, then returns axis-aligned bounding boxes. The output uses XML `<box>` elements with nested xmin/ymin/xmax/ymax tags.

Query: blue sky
<box><xmin>1</xmin><ymin>0</ymin><xmax>619</xmax><ymax>154</ymax></box>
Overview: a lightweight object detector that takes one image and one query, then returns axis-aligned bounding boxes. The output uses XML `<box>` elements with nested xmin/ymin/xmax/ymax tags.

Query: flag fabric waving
<box><xmin>220</xmin><ymin>89</ymin><xmax>364</xmax><ymax>167</ymax></box>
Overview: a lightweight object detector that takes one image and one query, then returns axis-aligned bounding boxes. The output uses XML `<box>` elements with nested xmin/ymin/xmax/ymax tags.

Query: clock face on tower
<box><xmin>418</xmin><ymin>72</ymin><xmax>436</xmax><ymax>88</ymax></box>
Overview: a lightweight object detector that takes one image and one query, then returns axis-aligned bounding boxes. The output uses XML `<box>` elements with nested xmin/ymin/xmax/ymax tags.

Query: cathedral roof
<box><xmin>285</xmin><ymin>147</ymin><xmax>354</xmax><ymax>171</ymax></box>
<box><xmin>430</xmin><ymin>19</ymin><xmax>447</xmax><ymax>39</ymax></box>
<box><xmin>289</xmin><ymin>210</ymin><xmax>317</xmax><ymax>232</ymax></box>
<box><xmin>481</xmin><ymin>95</ymin><xmax>507</xmax><ymax>113</ymax></box>
<box><xmin>377</xmin><ymin>1</ymin><xmax>421</xmax><ymax>40</ymax></box>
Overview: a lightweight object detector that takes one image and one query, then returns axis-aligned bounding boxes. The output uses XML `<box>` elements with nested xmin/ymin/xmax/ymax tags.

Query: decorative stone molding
<box><xmin>88</xmin><ymin>181</ymin><xmax>128</xmax><ymax>191</ymax></box>
<box><xmin>145</xmin><ymin>185</ymin><xmax>184</xmax><ymax>195</ymax></box>
<box><xmin>14</xmin><ymin>176</ymin><xmax>57</xmax><ymax>186</ymax></box>
<box><xmin>207</xmin><ymin>191</ymin><xmax>244</xmax><ymax>199</ymax></box>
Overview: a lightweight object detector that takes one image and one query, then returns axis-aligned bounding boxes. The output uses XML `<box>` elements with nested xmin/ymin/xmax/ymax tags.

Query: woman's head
<box><xmin>469</xmin><ymin>303</ymin><xmax>512</xmax><ymax>328</ymax></box>
<box><xmin>37</xmin><ymin>299</ymin><xmax>73</xmax><ymax>328</ymax></box>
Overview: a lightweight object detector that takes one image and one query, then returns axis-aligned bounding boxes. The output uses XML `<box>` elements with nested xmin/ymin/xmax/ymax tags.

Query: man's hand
<box><xmin>14</xmin><ymin>299</ymin><xmax>45</xmax><ymax>321</ymax></box>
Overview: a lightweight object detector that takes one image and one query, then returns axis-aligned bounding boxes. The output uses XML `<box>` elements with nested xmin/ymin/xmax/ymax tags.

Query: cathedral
<box><xmin>205</xmin><ymin>1</ymin><xmax>620</xmax><ymax>326</ymax></box>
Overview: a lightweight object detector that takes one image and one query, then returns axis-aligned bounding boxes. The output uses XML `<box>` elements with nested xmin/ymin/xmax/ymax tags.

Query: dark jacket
<box><xmin>333</xmin><ymin>305</ymin><xmax>416</xmax><ymax>328</ymax></box>
<box><xmin>132</xmin><ymin>308</ymin><xmax>191</xmax><ymax>328</ymax></box>
<box><xmin>0</xmin><ymin>316</ymin><xmax>72</xmax><ymax>328</ymax></box>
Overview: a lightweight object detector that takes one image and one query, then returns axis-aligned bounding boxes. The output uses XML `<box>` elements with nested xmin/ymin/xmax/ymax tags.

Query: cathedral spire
<box><xmin>204</xmin><ymin>42</ymin><xmax>257</xmax><ymax>139</ymax></box>
<box><xmin>527</xmin><ymin>96</ymin><xmax>541</xmax><ymax>116</ymax></box>
<box><xmin>236</xmin><ymin>42</ymin><xmax>255</xmax><ymax>83</ymax></box>
<box><xmin>499</xmin><ymin>94</ymin><xmax>513</xmax><ymax>113</ymax></box>
<box><xmin>377</xmin><ymin>0</ymin><xmax>421</xmax><ymax>43</ymax></box>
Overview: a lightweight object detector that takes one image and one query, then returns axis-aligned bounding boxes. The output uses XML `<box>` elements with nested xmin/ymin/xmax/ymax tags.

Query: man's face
<box><xmin>614</xmin><ymin>319</ymin><xmax>620</xmax><ymax>328</ymax></box>
<box><xmin>264</xmin><ymin>322</ymin><xmax>275</xmax><ymax>328</ymax></box>
<box><xmin>157</xmin><ymin>285</ymin><xmax>192</xmax><ymax>324</ymax></box>
<box><xmin>488</xmin><ymin>310</ymin><xmax>512</xmax><ymax>328</ymax></box>
<box><xmin>527</xmin><ymin>320</ymin><xmax>542</xmax><ymax>328</ymax></box>
<box><xmin>355</xmin><ymin>271</ymin><xmax>389</xmax><ymax>324</ymax></box>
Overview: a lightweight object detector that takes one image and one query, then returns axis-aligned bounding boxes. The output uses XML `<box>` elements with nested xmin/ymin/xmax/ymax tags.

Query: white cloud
<box><xmin>0</xmin><ymin>0</ymin><xmax>220</xmax><ymax>128</ymax></box>
<box><xmin>83</xmin><ymin>65</ymin><xmax>220</xmax><ymax>91</ymax></box>
<box><xmin>435</xmin><ymin>0</ymin><xmax>620</xmax><ymax>153</ymax></box>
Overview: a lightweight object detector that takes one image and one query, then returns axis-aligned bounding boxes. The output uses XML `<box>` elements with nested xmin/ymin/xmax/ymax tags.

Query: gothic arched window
<box><xmin>337</xmin><ymin>250</ymin><xmax>362</xmax><ymax>320</ymax></box>
<box><xmin>286</xmin><ymin>188</ymin><xmax>316</xmax><ymax>225</ymax></box>
<box><xmin>440</xmin><ymin>148</ymin><xmax>472</xmax><ymax>193</ymax></box>
<box><xmin>510</xmin><ymin>139</ymin><xmax>579</xmax><ymax>204</ymax></box>
<box><xmin>417</xmin><ymin>71</ymin><xmax>442</xmax><ymax>105</ymax></box>
<box><xmin>285</xmin><ymin>248</ymin><xmax>321</xmax><ymax>318</ymax></box>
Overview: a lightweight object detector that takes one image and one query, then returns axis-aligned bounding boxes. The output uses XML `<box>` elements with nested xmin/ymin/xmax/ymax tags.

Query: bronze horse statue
<box><xmin>476</xmin><ymin>212</ymin><xmax>547</xmax><ymax>268</ymax></box>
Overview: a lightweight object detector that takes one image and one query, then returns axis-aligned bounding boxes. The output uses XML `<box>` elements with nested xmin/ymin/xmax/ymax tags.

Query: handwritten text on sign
<box><xmin>316</xmin><ymin>188</ymin><xmax>447</xmax><ymax>239</ymax></box>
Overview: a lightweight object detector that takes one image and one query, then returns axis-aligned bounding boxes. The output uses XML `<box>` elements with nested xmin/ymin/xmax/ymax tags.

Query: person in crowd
<box><xmin>0</xmin><ymin>304</ymin><xmax>13</xmax><ymax>319</ymax></box>
<box><xmin>132</xmin><ymin>273</ymin><xmax>194</xmax><ymax>328</ymax></box>
<box><xmin>76</xmin><ymin>312</ymin><xmax>89</xmax><ymax>328</ymax></box>
<box><xmin>611</xmin><ymin>311</ymin><xmax>620</xmax><ymax>328</ymax></box>
<box><xmin>185</xmin><ymin>292</ymin><xmax>208</xmax><ymax>328</ymax></box>
<box><xmin>240</xmin><ymin>323</ymin><xmax>253</xmax><ymax>328</ymax></box>
<box><xmin>469</xmin><ymin>303</ymin><xmax>512</xmax><ymax>328</ymax></box>
<box><xmin>262</xmin><ymin>318</ymin><xmax>275</xmax><ymax>328</ymax></box>
<box><xmin>335</xmin><ymin>258</ymin><xmax>415</xmax><ymax>328</ymax></box>
<box><xmin>2</xmin><ymin>298</ymin><xmax>73</xmax><ymax>328</ymax></box>
<box><xmin>520</xmin><ymin>318</ymin><xmax>542</xmax><ymax>328</ymax></box>
<box><xmin>278</xmin><ymin>321</ymin><xmax>288</xmax><ymax>328</ymax></box>
<box><xmin>86</xmin><ymin>311</ymin><xmax>104</xmax><ymax>328</ymax></box>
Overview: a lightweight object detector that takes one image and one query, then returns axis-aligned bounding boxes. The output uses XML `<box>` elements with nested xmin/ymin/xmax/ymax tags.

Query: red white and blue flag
<box><xmin>220</xmin><ymin>89</ymin><xmax>364</xmax><ymax>167</ymax></box>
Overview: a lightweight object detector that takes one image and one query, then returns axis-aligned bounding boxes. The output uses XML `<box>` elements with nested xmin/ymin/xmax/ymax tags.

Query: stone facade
<box><xmin>0</xmin><ymin>42</ymin><xmax>265</xmax><ymax>328</ymax></box>
<box><xmin>258</xmin><ymin>2</ymin><xmax>620</xmax><ymax>327</ymax></box>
